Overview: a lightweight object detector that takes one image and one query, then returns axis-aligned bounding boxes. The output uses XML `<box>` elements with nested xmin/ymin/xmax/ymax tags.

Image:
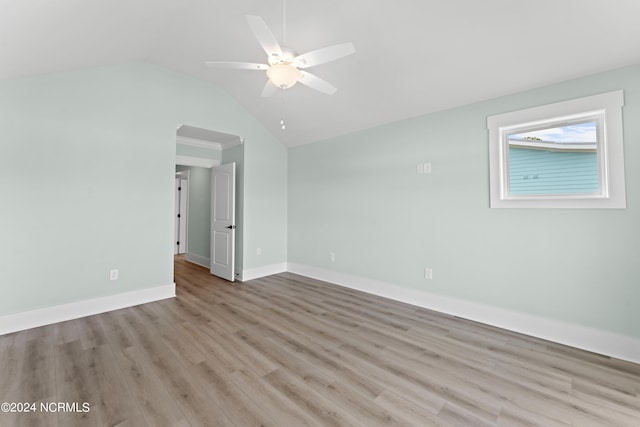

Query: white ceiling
<box><xmin>3</xmin><ymin>0</ymin><xmax>640</xmax><ymax>146</ymax></box>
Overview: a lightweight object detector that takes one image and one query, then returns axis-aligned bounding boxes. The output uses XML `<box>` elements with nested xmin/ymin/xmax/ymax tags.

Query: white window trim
<box><xmin>487</xmin><ymin>90</ymin><xmax>626</xmax><ymax>208</ymax></box>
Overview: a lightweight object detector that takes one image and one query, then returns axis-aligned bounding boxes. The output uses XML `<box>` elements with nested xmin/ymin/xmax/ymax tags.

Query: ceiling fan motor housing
<box><xmin>268</xmin><ymin>48</ymin><xmax>297</xmax><ymax>66</ymax></box>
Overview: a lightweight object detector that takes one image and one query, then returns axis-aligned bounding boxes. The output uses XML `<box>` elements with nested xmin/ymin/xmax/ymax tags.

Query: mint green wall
<box><xmin>0</xmin><ymin>63</ymin><xmax>287</xmax><ymax>316</ymax></box>
<box><xmin>288</xmin><ymin>64</ymin><xmax>640</xmax><ymax>338</ymax></box>
<box><xmin>244</xmin><ymin>134</ymin><xmax>288</xmax><ymax>269</ymax></box>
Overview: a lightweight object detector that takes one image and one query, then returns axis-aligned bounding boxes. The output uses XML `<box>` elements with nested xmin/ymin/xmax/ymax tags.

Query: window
<box><xmin>487</xmin><ymin>90</ymin><xmax>626</xmax><ymax>208</ymax></box>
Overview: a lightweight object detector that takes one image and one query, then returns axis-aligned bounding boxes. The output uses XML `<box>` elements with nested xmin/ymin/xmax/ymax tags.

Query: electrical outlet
<box><xmin>257</xmin><ymin>247</ymin><xmax>262</xmax><ymax>256</ymax></box>
<box><xmin>110</xmin><ymin>269</ymin><xmax>119</xmax><ymax>281</ymax></box>
<box><xmin>417</xmin><ymin>162</ymin><xmax>432</xmax><ymax>174</ymax></box>
<box><xmin>424</xmin><ymin>267</ymin><xmax>433</xmax><ymax>280</ymax></box>
<box><xmin>330</xmin><ymin>251</ymin><xmax>335</xmax><ymax>262</ymax></box>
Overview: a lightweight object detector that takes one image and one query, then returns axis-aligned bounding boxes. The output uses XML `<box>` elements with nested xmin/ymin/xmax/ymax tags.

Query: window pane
<box><xmin>507</xmin><ymin>121</ymin><xmax>598</xmax><ymax>196</ymax></box>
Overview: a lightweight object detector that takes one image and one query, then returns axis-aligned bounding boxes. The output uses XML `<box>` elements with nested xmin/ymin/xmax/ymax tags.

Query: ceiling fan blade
<box><xmin>246</xmin><ymin>15</ymin><xmax>283</xmax><ymax>58</ymax></box>
<box><xmin>261</xmin><ymin>80</ymin><xmax>278</xmax><ymax>97</ymax></box>
<box><xmin>294</xmin><ymin>42</ymin><xmax>355</xmax><ymax>69</ymax></box>
<box><xmin>298</xmin><ymin>71</ymin><xmax>337</xmax><ymax>95</ymax></box>
<box><xmin>204</xmin><ymin>61</ymin><xmax>269</xmax><ymax>70</ymax></box>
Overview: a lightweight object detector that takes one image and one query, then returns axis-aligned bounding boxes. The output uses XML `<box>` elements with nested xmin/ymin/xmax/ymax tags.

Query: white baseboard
<box><xmin>0</xmin><ymin>283</ymin><xmax>176</xmax><ymax>336</ymax></box>
<box><xmin>241</xmin><ymin>262</ymin><xmax>288</xmax><ymax>282</ymax></box>
<box><xmin>185</xmin><ymin>254</ymin><xmax>287</xmax><ymax>282</ymax></box>
<box><xmin>287</xmin><ymin>263</ymin><xmax>640</xmax><ymax>364</ymax></box>
<box><xmin>185</xmin><ymin>252</ymin><xmax>210</xmax><ymax>269</ymax></box>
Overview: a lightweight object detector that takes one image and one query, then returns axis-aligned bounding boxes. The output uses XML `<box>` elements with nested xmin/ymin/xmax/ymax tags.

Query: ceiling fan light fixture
<box><xmin>205</xmin><ymin>15</ymin><xmax>354</xmax><ymax>95</ymax></box>
<box><xmin>266</xmin><ymin>63</ymin><xmax>302</xmax><ymax>89</ymax></box>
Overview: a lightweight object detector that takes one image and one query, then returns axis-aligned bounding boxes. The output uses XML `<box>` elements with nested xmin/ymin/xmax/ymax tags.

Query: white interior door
<box><xmin>210</xmin><ymin>162</ymin><xmax>236</xmax><ymax>281</ymax></box>
<box><xmin>174</xmin><ymin>178</ymin><xmax>187</xmax><ymax>255</ymax></box>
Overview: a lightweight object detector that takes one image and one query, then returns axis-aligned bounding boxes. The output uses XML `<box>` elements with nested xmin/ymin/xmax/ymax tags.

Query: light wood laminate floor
<box><xmin>1</xmin><ymin>256</ymin><xmax>639</xmax><ymax>426</ymax></box>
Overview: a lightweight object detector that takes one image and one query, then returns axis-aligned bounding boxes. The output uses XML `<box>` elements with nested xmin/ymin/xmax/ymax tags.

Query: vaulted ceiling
<box><xmin>3</xmin><ymin>0</ymin><xmax>640</xmax><ymax>146</ymax></box>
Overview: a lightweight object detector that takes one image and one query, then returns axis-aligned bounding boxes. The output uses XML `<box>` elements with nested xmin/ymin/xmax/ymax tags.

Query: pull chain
<box><xmin>279</xmin><ymin>91</ymin><xmax>286</xmax><ymax>130</ymax></box>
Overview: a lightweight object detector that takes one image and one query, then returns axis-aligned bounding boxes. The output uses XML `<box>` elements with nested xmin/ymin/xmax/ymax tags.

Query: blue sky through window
<box><xmin>510</xmin><ymin>121</ymin><xmax>596</xmax><ymax>143</ymax></box>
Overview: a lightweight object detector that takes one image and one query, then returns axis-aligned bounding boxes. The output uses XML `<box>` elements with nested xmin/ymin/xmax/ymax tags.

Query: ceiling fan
<box><xmin>205</xmin><ymin>15</ymin><xmax>355</xmax><ymax>97</ymax></box>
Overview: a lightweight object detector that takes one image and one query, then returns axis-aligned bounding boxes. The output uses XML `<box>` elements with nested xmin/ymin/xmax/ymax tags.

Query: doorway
<box><xmin>174</xmin><ymin>125</ymin><xmax>244</xmax><ymax>281</ymax></box>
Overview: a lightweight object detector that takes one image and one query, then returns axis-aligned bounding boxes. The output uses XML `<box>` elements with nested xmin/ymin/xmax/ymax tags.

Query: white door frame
<box><xmin>174</xmin><ymin>172</ymin><xmax>189</xmax><ymax>254</ymax></box>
